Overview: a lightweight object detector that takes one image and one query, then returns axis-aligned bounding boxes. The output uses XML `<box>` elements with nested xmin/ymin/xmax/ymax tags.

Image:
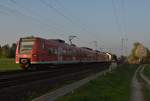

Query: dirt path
<box><xmin>131</xmin><ymin>65</ymin><xmax>144</xmax><ymax>101</ymax></box>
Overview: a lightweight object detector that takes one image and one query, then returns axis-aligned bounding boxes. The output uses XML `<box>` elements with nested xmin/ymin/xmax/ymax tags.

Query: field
<box><xmin>142</xmin><ymin>64</ymin><xmax>150</xmax><ymax>101</ymax></box>
<box><xmin>56</xmin><ymin>64</ymin><xmax>137</xmax><ymax>101</ymax></box>
<box><xmin>143</xmin><ymin>64</ymin><xmax>150</xmax><ymax>79</ymax></box>
<box><xmin>0</xmin><ymin>58</ymin><xmax>20</xmax><ymax>71</ymax></box>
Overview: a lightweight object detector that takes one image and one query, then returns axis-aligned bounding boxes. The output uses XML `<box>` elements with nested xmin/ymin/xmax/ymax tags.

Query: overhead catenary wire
<box><xmin>112</xmin><ymin>0</ymin><xmax>128</xmax><ymax>56</ymax></box>
<box><xmin>121</xmin><ymin>0</ymin><xmax>128</xmax><ymax>37</ymax></box>
<box><xmin>41</xmin><ymin>0</ymin><xmax>102</xmax><ymax>50</ymax></box>
<box><xmin>39</xmin><ymin>0</ymin><xmax>90</xmax><ymax>34</ymax></box>
<box><xmin>112</xmin><ymin>0</ymin><xmax>123</xmax><ymax>55</ymax></box>
<box><xmin>1</xmin><ymin>0</ymin><xmax>92</xmax><ymax>47</ymax></box>
<box><xmin>0</xmin><ymin>4</ymin><xmax>56</xmax><ymax>35</ymax></box>
<box><xmin>112</xmin><ymin>0</ymin><xmax>123</xmax><ymax>35</ymax></box>
<box><xmin>112</xmin><ymin>0</ymin><xmax>128</xmax><ymax>37</ymax></box>
<box><xmin>120</xmin><ymin>0</ymin><xmax>128</xmax><ymax>35</ymax></box>
<box><xmin>9</xmin><ymin>0</ymin><xmax>67</xmax><ymax>34</ymax></box>
<box><xmin>10</xmin><ymin>0</ymin><xmax>98</xmax><ymax>49</ymax></box>
<box><xmin>40</xmin><ymin>0</ymin><xmax>73</xmax><ymax>23</ymax></box>
<box><xmin>8</xmin><ymin>0</ymin><xmax>67</xmax><ymax>35</ymax></box>
<box><xmin>121</xmin><ymin>0</ymin><xmax>128</xmax><ymax>56</ymax></box>
<box><xmin>53</xmin><ymin>0</ymin><xmax>91</xmax><ymax>33</ymax></box>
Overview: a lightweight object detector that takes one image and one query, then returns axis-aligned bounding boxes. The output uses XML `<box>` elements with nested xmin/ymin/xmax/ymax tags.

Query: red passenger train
<box><xmin>16</xmin><ymin>36</ymin><xmax>112</xmax><ymax>70</ymax></box>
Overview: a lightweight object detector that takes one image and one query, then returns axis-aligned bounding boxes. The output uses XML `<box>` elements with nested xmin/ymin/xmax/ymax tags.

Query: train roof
<box><xmin>81</xmin><ymin>47</ymin><xmax>93</xmax><ymax>51</ymax></box>
<box><xmin>49</xmin><ymin>39</ymin><xmax>65</xmax><ymax>43</ymax></box>
<box><xmin>95</xmin><ymin>50</ymin><xmax>100</xmax><ymax>52</ymax></box>
<box><xmin>70</xmin><ymin>44</ymin><xmax>76</xmax><ymax>47</ymax></box>
<box><xmin>20</xmin><ymin>36</ymin><xmax>65</xmax><ymax>42</ymax></box>
<box><xmin>20</xmin><ymin>36</ymin><xmax>107</xmax><ymax>53</ymax></box>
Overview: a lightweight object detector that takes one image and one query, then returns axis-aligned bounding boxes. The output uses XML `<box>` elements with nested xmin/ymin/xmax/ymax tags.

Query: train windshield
<box><xmin>19</xmin><ymin>38</ymin><xmax>35</xmax><ymax>53</ymax></box>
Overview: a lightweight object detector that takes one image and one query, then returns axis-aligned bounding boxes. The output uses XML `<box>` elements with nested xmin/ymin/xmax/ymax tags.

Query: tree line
<box><xmin>128</xmin><ymin>42</ymin><xmax>150</xmax><ymax>64</ymax></box>
<box><xmin>1</xmin><ymin>41</ymin><xmax>150</xmax><ymax>64</ymax></box>
<box><xmin>0</xmin><ymin>43</ymin><xmax>17</xmax><ymax>58</ymax></box>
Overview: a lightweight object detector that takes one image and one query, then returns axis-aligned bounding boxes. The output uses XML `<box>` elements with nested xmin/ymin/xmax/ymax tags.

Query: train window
<box><xmin>48</xmin><ymin>49</ymin><xmax>52</xmax><ymax>54</ymax></box>
<box><xmin>54</xmin><ymin>48</ymin><xmax>58</xmax><ymax>54</ymax></box>
<box><xmin>42</xmin><ymin>40</ymin><xmax>45</xmax><ymax>49</ymax></box>
<box><xmin>67</xmin><ymin>50</ymin><xmax>70</xmax><ymax>56</ymax></box>
<box><xmin>66</xmin><ymin>49</ymin><xmax>70</xmax><ymax>56</ymax></box>
<box><xmin>49</xmin><ymin>48</ymin><xmax>54</xmax><ymax>54</ymax></box>
<box><xmin>67</xmin><ymin>49</ymin><xmax>75</xmax><ymax>56</ymax></box>
<box><xmin>73</xmin><ymin>50</ymin><xmax>76</xmax><ymax>56</ymax></box>
<box><xmin>62</xmin><ymin>50</ymin><xmax>65</xmax><ymax>55</ymax></box>
<box><xmin>42</xmin><ymin>43</ymin><xmax>44</xmax><ymax>49</ymax></box>
<box><xmin>62</xmin><ymin>50</ymin><xmax>67</xmax><ymax>55</ymax></box>
<box><xmin>66</xmin><ymin>50</ymin><xmax>69</xmax><ymax>56</ymax></box>
<box><xmin>78</xmin><ymin>51</ymin><xmax>81</xmax><ymax>56</ymax></box>
<box><xmin>48</xmin><ymin>48</ymin><xmax>58</xmax><ymax>55</ymax></box>
<box><xmin>20</xmin><ymin>40</ymin><xmax>34</xmax><ymax>53</ymax></box>
<box><xmin>70</xmin><ymin>50</ymin><xmax>73</xmax><ymax>56</ymax></box>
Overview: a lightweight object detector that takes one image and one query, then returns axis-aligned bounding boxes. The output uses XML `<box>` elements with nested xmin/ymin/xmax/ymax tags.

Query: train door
<box><xmin>58</xmin><ymin>47</ymin><xmax>63</xmax><ymax>64</ymax></box>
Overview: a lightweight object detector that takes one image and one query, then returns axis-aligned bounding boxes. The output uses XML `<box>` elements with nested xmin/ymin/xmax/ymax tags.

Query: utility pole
<box><xmin>125</xmin><ymin>38</ymin><xmax>128</xmax><ymax>56</ymax></box>
<box><xmin>121</xmin><ymin>38</ymin><xmax>128</xmax><ymax>56</ymax></box>
<box><xmin>68</xmin><ymin>35</ymin><xmax>77</xmax><ymax>45</ymax></box>
<box><xmin>121</xmin><ymin>38</ymin><xmax>124</xmax><ymax>56</ymax></box>
<box><xmin>93</xmin><ymin>41</ymin><xmax>98</xmax><ymax>50</ymax></box>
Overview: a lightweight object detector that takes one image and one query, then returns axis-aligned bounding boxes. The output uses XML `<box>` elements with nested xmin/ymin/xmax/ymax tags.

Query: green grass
<box><xmin>141</xmin><ymin>64</ymin><xmax>150</xmax><ymax>101</ymax></box>
<box><xmin>56</xmin><ymin>64</ymin><xmax>137</xmax><ymax>101</ymax></box>
<box><xmin>0</xmin><ymin>58</ymin><xmax>20</xmax><ymax>71</ymax></box>
<box><xmin>143</xmin><ymin>64</ymin><xmax>150</xmax><ymax>79</ymax></box>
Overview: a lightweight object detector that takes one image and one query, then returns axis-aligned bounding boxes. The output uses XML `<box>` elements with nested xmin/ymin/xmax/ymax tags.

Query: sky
<box><xmin>0</xmin><ymin>0</ymin><xmax>150</xmax><ymax>56</ymax></box>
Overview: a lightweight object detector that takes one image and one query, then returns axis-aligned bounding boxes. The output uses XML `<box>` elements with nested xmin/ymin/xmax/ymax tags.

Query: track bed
<box><xmin>0</xmin><ymin>62</ymin><xmax>110</xmax><ymax>101</ymax></box>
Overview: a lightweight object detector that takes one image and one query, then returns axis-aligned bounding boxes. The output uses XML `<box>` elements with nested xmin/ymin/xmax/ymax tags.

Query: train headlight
<box><xmin>32</xmin><ymin>54</ymin><xmax>38</xmax><ymax>57</ymax></box>
<box><xmin>21</xmin><ymin>59</ymin><xmax>28</xmax><ymax>64</ymax></box>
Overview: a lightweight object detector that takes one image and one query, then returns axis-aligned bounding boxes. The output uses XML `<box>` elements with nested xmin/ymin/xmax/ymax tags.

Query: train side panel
<box><xmin>16</xmin><ymin>36</ymin><xmax>112</xmax><ymax>70</ymax></box>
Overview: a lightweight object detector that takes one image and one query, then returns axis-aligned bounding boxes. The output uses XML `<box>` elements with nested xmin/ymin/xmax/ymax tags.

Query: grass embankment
<box><xmin>141</xmin><ymin>64</ymin><xmax>150</xmax><ymax>101</ymax></box>
<box><xmin>143</xmin><ymin>64</ymin><xmax>150</xmax><ymax>79</ymax></box>
<box><xmin>0</xmin><ymin>58</ymin><xmax>20</xmax><ymax>71</ymax></box>
<box><xmin>56</xmin><ymin>64</ymin><xmax>137</xmax><ymax>101</ymax></box>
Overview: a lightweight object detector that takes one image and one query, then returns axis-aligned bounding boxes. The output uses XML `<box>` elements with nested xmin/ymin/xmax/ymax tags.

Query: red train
<box><xmin>16</xmin><ymin>36</ymin><xmax>112</xmax><ymax>70</ymax></box>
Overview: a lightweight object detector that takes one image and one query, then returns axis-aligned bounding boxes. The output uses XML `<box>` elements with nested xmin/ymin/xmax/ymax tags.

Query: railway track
<box><xmin>0</xmin><ymin>68</ymin><xmax>69</xmax><ymax>88</ymax></box>
<box><xmin>0</xmin><ymin>63</ymin><xmax>110</xmax><ymax>101</ymax></box>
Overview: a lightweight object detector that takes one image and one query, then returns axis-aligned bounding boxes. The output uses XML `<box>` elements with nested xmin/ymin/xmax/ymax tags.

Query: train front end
<box><xmin>16</xmin><ymin>37</ymin><xmax>38</xmax><ymax>70</ymax></box>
